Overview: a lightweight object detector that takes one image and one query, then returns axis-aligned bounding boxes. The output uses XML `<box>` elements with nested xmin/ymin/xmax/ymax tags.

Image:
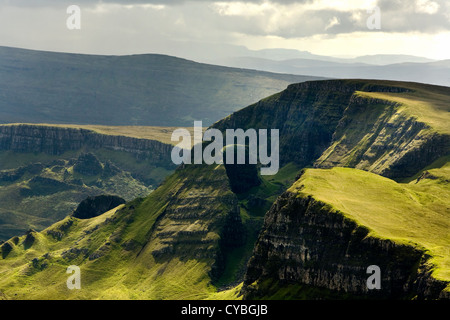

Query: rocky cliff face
<box><xmin>243</xmin><ymin>191</ymin><xmax>449</xmax><ymax>299</ymax></box>
<box><xmin>314</xmin><ymin>94</ymin><xmax>450</xmax><ymax>179</ymax></box>
<box><xmin>214</xmin><ymin>80</ymin><xmax>449</xmax><ymax>181</ymax></box>
<box><xmin>0</xmin><ymin>124</ymin><xmax>173</xmax><ymax>241</ymax></box>
<box><xmin>214</xmin><ymin>80</ymin><xmax>356</xmax><ymax>168</ymax></box>
<box><xmin>225</xmin><ymin>80</ymin><xmax>450</xmax><ymax>299</ymax></box>
<box><xmin>0</xmin><ymin>124</ymin><xmax>173</xmax><ymax>164</ymax></box>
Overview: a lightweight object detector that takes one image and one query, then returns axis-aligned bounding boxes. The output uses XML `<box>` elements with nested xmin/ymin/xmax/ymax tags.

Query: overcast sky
<box><xmin>0</xmin><ymin>0</ymin><xmax>449</xmax><ymax>60</ymax></box>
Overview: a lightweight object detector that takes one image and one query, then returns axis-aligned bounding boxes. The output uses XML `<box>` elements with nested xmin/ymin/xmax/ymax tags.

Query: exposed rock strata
<box><xmin>214</xmin><ymin>80</ymin><xmax>449</xmax><ymax>180</ymax></box>
<box><xmin>0</xmin><ymin>124</ymin><xmax>173</xmax><ymax>164</ymax></box>
<box><xmin>243</xmin><ymin>192</ymin><xmax>449</xmax><ymax>299</ymax></box>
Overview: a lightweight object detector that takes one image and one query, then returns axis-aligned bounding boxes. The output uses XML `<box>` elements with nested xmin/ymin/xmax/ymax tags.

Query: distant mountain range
<box><xmin>160</xmin><ymin>42</ymin><xmax>448</xmax><ymax>87</ymax></box>
<box><xmin>161</xmin><ymin>42</ymin><xmax>437</xmax><ymax>65</ymax></box>
<box><xmin>206</xmin><ymin>50</ymin><xmax>449</xmax><ymax>87</ymax></box>
<box><xmin>212</xmin><ymin>56</ymin><xmax>450</xmax><ymax>87</ymax></box>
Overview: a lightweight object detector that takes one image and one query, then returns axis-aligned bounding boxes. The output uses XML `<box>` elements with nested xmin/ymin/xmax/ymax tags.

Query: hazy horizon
<box><xmin>0</xmin><ymin>0</ymin><xmax>449</xmax><ymax>62</ymax></box>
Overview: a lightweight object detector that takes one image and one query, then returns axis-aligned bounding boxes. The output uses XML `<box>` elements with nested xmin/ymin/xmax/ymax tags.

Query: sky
<box><xmin>0</xmin><ymin>0</ymin><xmax>449</xmax><ymax>61</ymax></box>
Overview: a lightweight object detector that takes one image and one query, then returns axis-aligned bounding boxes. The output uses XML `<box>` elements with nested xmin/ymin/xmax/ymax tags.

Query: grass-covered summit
<box><xmin>243</xmin><ymin>161</ymin><xmax>449</xmax><ymax>299</ymax></box>
<box><xmin>293</xmin><ymin>164</ymin><xmax>449</xmax><ymax>283</ymax></box>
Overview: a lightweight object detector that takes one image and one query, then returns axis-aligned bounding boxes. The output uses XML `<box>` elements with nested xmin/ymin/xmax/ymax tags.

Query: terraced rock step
<box><xmin>243</xmin><ymin>167</ymin><xmax>450</xmax><ymax>299</ymax></box>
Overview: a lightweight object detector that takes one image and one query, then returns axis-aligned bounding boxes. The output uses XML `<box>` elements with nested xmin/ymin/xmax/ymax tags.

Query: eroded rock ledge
<box><xmin>0</xmin><ymin>124</ymin><xmax>173</xmax><ymax>163</ymax></box>
<box><xmin>242</xmin><ymin>192</ymin><xmax>449</xmax><ymax>300</ymax></box>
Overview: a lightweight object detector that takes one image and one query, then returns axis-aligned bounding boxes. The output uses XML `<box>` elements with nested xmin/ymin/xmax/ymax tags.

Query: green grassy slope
<box><xmin>0</xmin><ymin>164</ymin><xmax>244</xmax><ymax>299</ymax></box>
<box><xmin>0</xmin><ymin>151</ymin><xmax>152</xmax><ymax>240</ymax></box>
<box><xmin>289</xmin><ymin>163</ymin><xmax>450</xmax><ymax>287</ymax></box>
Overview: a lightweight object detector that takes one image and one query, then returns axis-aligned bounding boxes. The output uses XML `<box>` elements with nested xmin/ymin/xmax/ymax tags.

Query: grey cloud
<box><xmin>204</xmin><ymin>0</ymin><xmax>450</xmax><ymax>37</ymax></box>
<box><xmin>1</xmin><ymin>0</ymin><xmax>448</xmax><ymax>39</ymax></box>
<box><xmin>0</xmin><ymin>0</ymin><xmax>313</xmax><ymax>6</ymax></box>
<box><xmin>200</xmin><ymin>9</ymin><xmax>359</xmax><ymax>39</ymax></box>
<box><xmin>376</xmin><ymin>0</ymin><xmax>450</xmax><ymax>33</ymax></box>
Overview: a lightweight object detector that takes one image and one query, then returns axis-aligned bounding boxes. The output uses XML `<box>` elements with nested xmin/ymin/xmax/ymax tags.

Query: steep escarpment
<box><xmin>0</xmin><ymin>124</ymin><xmax>173</xmax><ymax>164</ymax></box>
<box><xmin>315</xmin><ymin>93</ymin><xmax>450</xmax><ymax>179</ymax></box>
<box><xmin>242</xmin><ymin>167</ymin><xmax>450</xmax><ymax>299</ymax></box>
<box><xmin>243</xmin><ymin>193</ymin><xmax>447</xmax><ymax>299</ymax></box>
<box><xmin>0</xmin><ymin>124</ymin><xmax>176</xmax><ymax>240</ymax></box>
<box><xmin>214</xmin><ymin>79</ymin><xmax>450</xmax><ymax>180</ymax></box>
<box><xmin>214</xmin><ymin>80</ymin><xmax>357</xmax><ymax>169</ymax></box>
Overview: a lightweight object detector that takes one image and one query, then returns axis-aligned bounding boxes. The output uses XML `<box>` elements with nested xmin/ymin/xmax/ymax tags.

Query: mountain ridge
<box><xmin>0</xmin><ymin>46</ymin><xmax>324</xmax><ymax>127</ymax></box>
<box><xmin>211</xmin><ymin>56</ymin><xmax>450</xmax><ymax>87</ymax></box>
<box><xmin>0</xmin><ymin>79</ymin><xmax>449</xmax><ymax>300</ymax></box>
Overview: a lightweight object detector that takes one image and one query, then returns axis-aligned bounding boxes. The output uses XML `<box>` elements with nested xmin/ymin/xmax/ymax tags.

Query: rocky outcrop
<box><xmin>72</xmin><ymin>195</ymin><xmax>125</xmax><ymax>219</ymax></box>
<box><xmin>0</xmin><ymin>163</ymin><xmax>44</xmax><ymax>182</ymax></box>
<box><xmin>46</xmin><ymin>218</ymin><xmax>74</xmax><ymax>241</ymax></box>
<box><xmin>242</xmin><ymin>192</ymin><xmax>449</xmax><ymax>299</ymax></box>
<box><xmin>73</xmin><ymin>153</ymin><xmax>103</xmax><ymax>176</ymax></box>
<box><xmin>223</xmin><ymin>145</ymin><xmax>261</xmax><ymax>194</ymax></box>
<box><xmin>0</xmin><ymin>124</ymin><xmax>173</xmax><ymax>164</ymax></box>
<box><xmin>1</xmin><ymin>241</ymin><xmax>13</xmax><ymax>259</ymax></box>
<box><xmin>23</xmin><ymin>229</ymin><xmax>36</xmax><ymax>249</ymax></box>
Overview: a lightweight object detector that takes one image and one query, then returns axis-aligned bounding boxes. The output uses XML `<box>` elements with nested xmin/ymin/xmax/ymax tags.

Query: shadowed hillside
<box><xmin>0</xmin><ymin>46</ymin><xmax>324</xmax><ymax>127</ymax></box>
